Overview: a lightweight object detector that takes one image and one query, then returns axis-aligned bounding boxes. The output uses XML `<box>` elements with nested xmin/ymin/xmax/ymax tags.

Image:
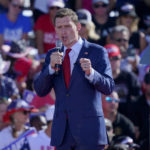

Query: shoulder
<box><xmin>0</xmin><ymin>126</ymin><xmax>12</xmax><ymax>138</ymax></box>
<box><xmin>117</xmin><ymin>113</ymin><xmax>134</xmax><ymax>126</ymax></box>
<box><xmin>120</xmin><ymin>70</ymin><xmax>138</xmax><ymax>80</ymax></box>
<box><xmin>37</xmin><ymin>14</ymin><xmax>49</xmax><ymax>22</ymax></box>
<box><xmin>0</xmin><ymin>126</ymin><xmax>11</xmax><ymax>133</ymax></box>
<box><xmin>83</xmin><ymin>39</ymin><xmax>108</xmax><ymax>59</ymax></box>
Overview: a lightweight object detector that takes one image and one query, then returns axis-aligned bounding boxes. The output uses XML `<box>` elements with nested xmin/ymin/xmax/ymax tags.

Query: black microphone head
<box><xmin>56</xmin><ymin>40</ymin><xmax>62</xmax><ymax>49</ymax></box>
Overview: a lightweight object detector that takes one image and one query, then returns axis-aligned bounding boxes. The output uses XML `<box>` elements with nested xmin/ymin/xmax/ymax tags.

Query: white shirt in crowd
<box><xmin>27</xmin><ymin>130</ymin><xmax>55</xmax><ymax>150</ymax></box>
<box><xmin>0</xmin><ymin>126</ymin><xmax>29</xmax><ymax>149</ymax></box>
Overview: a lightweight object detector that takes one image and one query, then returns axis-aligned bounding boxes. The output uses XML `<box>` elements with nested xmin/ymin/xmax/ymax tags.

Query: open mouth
<box><xmin>62</xmin><ymin>36</ymin><xmax>67</xmax><ymax>42</ymax></box>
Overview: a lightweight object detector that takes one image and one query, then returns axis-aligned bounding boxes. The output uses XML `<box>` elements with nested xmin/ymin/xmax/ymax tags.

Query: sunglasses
<box><xmin>93</xmin><ymin>3</ymin><xmax>108</xmax><ymax>8</ymax></box>
<box><xmin>22</xmin><ymin>111</ymin><xmax>30</xmax><ymax>115</ymax></box>
<box><xmin>50</xmin><ymin>6</ymin><xmax>60</xmax><ymax>10</ymax></box>
<box><xmin>115</xmin><ymin>38</ymin><xmax>129</xmax><ymax>42</ymax></box>
<box><xmin>105</xmin><ymin>97</ymin><xmax>119</xmax><ymax>103</ymax></box>
<box><xmin>110</xmin><ymin>56</ymin><xmax>121</xmax><ymax>61</ymax></box>
<box><xmin>11</xmin><ymin>3</ymin><xmax>24</xmax><ymax>9</ymax></box>
<box><xmin>81</xmin><ymin>23</ymin><xmax>86</xmax><ymax>27</ymax></box>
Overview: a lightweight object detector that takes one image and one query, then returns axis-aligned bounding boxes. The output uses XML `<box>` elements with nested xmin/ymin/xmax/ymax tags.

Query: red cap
<box><xmin>104</xmin><ymin>44</ymin><xmax>121</xmax><ymax>58</ymax></box>
<box><xmin>13</xmin><ymin>57</ymin><xmax>32</xmax><ymax>82</ymax></box>
<box><xmin>3</xmin><ymin>99</ymin><xmax>38</xmax><ymax>122</ymax></box>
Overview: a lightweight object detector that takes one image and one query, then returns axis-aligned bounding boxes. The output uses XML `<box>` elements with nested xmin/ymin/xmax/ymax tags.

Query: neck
<box><xmin>13</xmin><ymin>123</ymin><xmax>25</xmax><ymax>131</ymax></box>
<box><xmin>66</xmin><ymin>36</ymin><xmax>79</xmax><ymax>49</ymax></box>
<box><xmin>106</xmin><ymin>111</ymin><xmax>117</xmax><ymax>123</ymax></box>
<box><xmin>50</xmin><ymin>13</ymin><xmax>55</xmax><ymax>25</ymax></box>
<box><xmin>112</xmin><ymin>69</ymin><xmax>120</xmax><ymax>79</ymax></box>
<box><xmin>7</xmin><ymin>12</ymin><xmax>18</xmax><ymax>22</ymax></box>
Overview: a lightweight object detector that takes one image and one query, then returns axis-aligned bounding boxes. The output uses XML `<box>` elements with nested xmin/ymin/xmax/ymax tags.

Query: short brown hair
<box><xmin>54</xmin><ymin>8</ymin><xmax>78</xmax><ymax>25</ymax></box>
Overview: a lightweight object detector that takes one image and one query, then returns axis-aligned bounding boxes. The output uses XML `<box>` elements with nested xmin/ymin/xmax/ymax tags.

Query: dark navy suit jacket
<box><xmin>34</xmin><ymin>39</ymin><xmax>115</xmax><ymax>146</ymax></box>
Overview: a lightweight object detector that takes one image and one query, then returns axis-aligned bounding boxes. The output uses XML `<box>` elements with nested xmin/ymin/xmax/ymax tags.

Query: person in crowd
<box><xmin>102</xmin><ymin>91</ymin><xmax>136</xmax><ymax>141</ymax></box>
<box><xmin>109</xmin><ymin>136</ymin><xmax>140</xmax><ymax>150</ymax></box>
<box><xmin>0</xmin><ymin>99</ymin><xmax>37</xmax><ymax>149</ymax></box>
<box><xmin>92</xmin><ymin>0</ymin><xmax>116</xmax><ymax>46</ymax></box>
<box><xmin>107</xmin><ymin>25</ymin><xmax>129</xmax><ymax>57</ymax></box>
<box><xmin>76</xmin><ymin>9</ymin><xmax>100</xmax><ymax>44</ymax></box>
<box><xmin>107</xmin><ymin>25</ymin><xmax>139</xmax><ymax>73</ymax></box>
<box><xmin>30</xmin><ymin>89</ymin><xmax>55</xmax><ymax>111</ymax></box>
<box><xmin>75</xmin><ymin>0</ymin><xmax>116</xmax><ymax>14</ymax></box>
<box><xmin>131</xmin><ymin>72</ymin><xmax>150</xmax><ymax>150</ymax></box>
<box><xmin>34</xmin><ymin>8</ymin><xmax>114</xmax><ymax>150</ymax></box>
<box><xmin>30</xmin><ymin>114</ymin><xmax>47</xmax><ymax>132</ymax></box>
<box><xmin>104</xmin><ymin>44</ymin><xmax>141</xmax><ymax>119</ymax></box>
<box><xmin>34</xmin><ymin>0</ymin><xmax>65</xmax><ymax>54</ymax></box>
<box><xmin>28</xmin><ymin>105</ymin><xmax>55</xmax><ymax>150</ymax></box>
<box><xmin>0</xmin><ymin>0</ymin><xmax>32</xmax><ymax>49</ymax></box>
<box><xmin>1</xmin><ymin>40</ymin><xmax>34</xmax><ymax>99</ymax></box>
<box><xmin>104</xmin><ymin>118</ymin><xmax>114</xmax><ymax>145</ymax></box>
<box><xmin>0</xmin><ymin>98</ymin><xmax>10</xmax><ymax>131</ymax></box>
<box><xmin>139</xmin><ymin>14</ymin><xmax>150</xmax><ymax>45</ymax></box>
<box><xmin>116</xmin><ymin>3</ymin><xmax>147</xmax><ymax>55</ymax></box>
<box><xmin>0</xmin><ymin>54</ymin><xmax>20</xmax><ymax>100</ymax></box>
<box><xmin>32</xmin><ymin>0</ymin><xmax>49</xmax><ymax>22</ymax></box>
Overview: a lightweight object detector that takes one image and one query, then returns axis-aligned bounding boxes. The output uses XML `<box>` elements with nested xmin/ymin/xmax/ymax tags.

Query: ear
<box><xmin>76</xmin><ymin>22</ymin><xmax>81</xmax><ymax>31</ymax></box>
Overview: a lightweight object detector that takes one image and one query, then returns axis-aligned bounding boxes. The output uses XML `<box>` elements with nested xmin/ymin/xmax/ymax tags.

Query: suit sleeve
<box><xmin>91</xmin><ymin>46</ymin><xmax>115</xmax><ymax>95</ymax></box>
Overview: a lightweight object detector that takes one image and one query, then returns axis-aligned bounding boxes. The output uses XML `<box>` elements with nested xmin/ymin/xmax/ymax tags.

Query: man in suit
<box><xmin>34</xmin><ymin>8</ymin><xmax>115</xmax><ymax>150</ymax></box>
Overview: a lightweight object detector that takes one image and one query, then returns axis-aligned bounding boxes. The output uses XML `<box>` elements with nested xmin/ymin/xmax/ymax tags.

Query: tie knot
<box><xmin>66</xmin><ymin>49</ymin><xmax>71</xmax><ymax>55</ymax></box>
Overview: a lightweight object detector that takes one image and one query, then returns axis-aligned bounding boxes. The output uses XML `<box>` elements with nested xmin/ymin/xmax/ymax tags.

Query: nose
<box><xmin>61</xmin><ymin>27</ymin><xmax>66</xmax><ymax>34</ymax></box>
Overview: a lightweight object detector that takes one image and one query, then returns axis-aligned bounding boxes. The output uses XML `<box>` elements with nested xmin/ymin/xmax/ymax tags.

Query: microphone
<box><xmin>55</xmin><ymin>40</ymin><xmax>62</xmax><ymax>75</ymax></box>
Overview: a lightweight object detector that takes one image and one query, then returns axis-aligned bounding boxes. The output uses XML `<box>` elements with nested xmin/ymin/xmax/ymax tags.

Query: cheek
<box><xmin>79</xmin><ymin>27</ymin><xmax>87</xmax><ymax>34</ymax></box>
<box><xmin>111</xmin><ymin>61</ymin><xmax>119</xmax><ymax>68</ymax></box>
<box><xmin>95</xmin><ymin>8</ymin><xmax>107</xmax><ymax>14</ymax></box>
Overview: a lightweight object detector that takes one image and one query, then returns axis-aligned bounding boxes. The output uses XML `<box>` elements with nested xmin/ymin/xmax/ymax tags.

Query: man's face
<box><xmin>102</xmin><ymin>92</ymin><xmax>119</xmax><ymax>114</ymax></box>
<box><xmin>110</xmin><ymin>56</ymin><xmax>121</xmax><ymax>74</ymax></box>
<box><xmin>55</xmin><ymin>16</ymin><xmax>81</xmax><ymax>48</ymax></box>
<box><xmin>93</xmin><ymin>2</ymin><xmax>108</xmax><ymax>16</ymax></box>
<box><xmin>49</xmin><ymin>6</ymin><xmax>60</xmax><ymax>20</ymax></box>
<box><xmin>9</xmin><ymin>0</ymin><xmax>24</xmax><ymax>15</ymax></box>
<box><xmin>120</xmin><ymin>15</ymin><xmax>135</xmax><ymax>29</ymax></box>
<box><xmin>111</xmin><ymin>31</ymin><xmax>129</xmax><ymax>56</ymax></box>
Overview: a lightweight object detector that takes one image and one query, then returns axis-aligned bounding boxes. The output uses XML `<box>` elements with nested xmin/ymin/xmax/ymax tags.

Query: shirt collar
<box><xmin>64</xmin><ymin>38</ymin><xmax>83</xmax><ymax>54</ymax></box>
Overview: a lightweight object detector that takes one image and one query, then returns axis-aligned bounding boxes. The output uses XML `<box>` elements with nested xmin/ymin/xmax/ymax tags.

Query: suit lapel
<box><xmin>69</xmin><ymin>40</ymin><xmax>90</xmax><ymax>89</ymax></box>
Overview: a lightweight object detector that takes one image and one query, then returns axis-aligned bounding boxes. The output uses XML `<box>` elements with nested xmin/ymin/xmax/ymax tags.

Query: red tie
<box><xmin>63</xmin><ymin>49</ymin><xmax>71</xmax><ymax>88</ymax></box>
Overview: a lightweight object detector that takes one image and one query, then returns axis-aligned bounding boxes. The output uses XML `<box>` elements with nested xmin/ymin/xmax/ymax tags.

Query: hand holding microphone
<box><xmin>50</xmin><ymin>40</ymin><xmax>63</xmax><ymax>74</ymax></box>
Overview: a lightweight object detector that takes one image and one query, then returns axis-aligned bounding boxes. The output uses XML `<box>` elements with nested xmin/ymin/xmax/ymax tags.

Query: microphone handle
<box><xmin>55</xmin><ymin>48</ymin><xmax>60</xmax><ymax>75</ymax></box>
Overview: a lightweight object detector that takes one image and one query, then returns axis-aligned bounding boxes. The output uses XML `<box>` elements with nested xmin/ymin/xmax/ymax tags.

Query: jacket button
<box><xmin>66</xmin><ymin>94</ymin><xmax>69</xmax><ymax>96</ymax></box>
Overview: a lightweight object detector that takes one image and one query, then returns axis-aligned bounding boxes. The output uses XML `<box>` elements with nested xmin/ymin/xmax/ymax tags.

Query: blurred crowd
<box><xmin>0</xmin><ymin>0</ymin><xmax>150</xmax><ymax>150</ymax></box>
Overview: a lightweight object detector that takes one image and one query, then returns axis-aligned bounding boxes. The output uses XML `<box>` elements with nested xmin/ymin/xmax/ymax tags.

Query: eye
<box><xmin>65</xmin><ymin>25</ymin><xmax>71</xmax><ymax>28</ymax></box>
